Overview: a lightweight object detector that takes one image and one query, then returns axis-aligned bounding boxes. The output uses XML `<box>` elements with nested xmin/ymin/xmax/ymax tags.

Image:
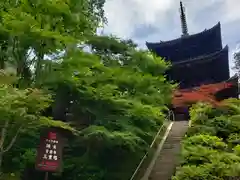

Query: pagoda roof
<box><xmin>171</xmin><ymin>45</ymin><xmax>228</xmax><ymax>67</ymax></box>
<box><xmin>146</xmin><ymin>22</ymin><xmax>223</xmax><ymax>62</ymax></box>
<box><xmin>226</xmin><ymin>73</ymin><xmax>238</xmax><ymax>83</ymax></box>
<box><xmin>166</xmin><ymin>45</ymin><xmax>229</xmax><ymax>89</ymax></box>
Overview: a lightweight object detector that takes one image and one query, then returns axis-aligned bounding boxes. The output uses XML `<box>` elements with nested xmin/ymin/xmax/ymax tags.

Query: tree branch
<box><xmin>3</xmin><ymin>126</ymin><xmax>22</xmax><ymax>153</ymax></box>
<box><xmin>0</xmin><ymin>120</ymin><xmax>9</xmax><ymax>150</ymax></box>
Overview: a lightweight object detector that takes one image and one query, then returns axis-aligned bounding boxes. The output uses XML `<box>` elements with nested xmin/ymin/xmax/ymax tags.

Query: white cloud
<box><xmin>104</xmin><ymin>0</ymin><xmax>240</xmax><ymax>40</ymax></box>
<box><xmin>223</xmin><ymin>0</ymin><xmax>240</xmax><ymax>23</ymax></box>
<box><xmin>103</xmin><ymin>0</ymin><xmax>174</xmax><ymax>38</ymax></box>
<box><xmin>103</xmin><ymin>0</ymin><xmax>240</xmax><ymax>76</ymax></box>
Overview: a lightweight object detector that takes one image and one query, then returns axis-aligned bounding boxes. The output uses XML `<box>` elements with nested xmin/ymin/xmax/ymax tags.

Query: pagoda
<box><xmin>146</xmin><ymin>1</ymin><xmax>238</xmax><ymax>119</ymax></box>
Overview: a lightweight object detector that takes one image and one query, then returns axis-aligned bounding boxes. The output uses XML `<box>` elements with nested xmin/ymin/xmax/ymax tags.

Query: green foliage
<box><xmin>0</xmin><ymin>0</ymin><xmax>106</xmax><ymax>84</ymax></box>
<box><xmin>38</xmin><ymin>40</ymin><xmax>172</xmax><ymax>179</ymax></box>
<box><xmin>228</xmin><ymin>133</ymin><xmax>240</xmax><ymax>146</ymax></box>
<box><xmin>221</xmin><ymin>98</ymin><xmax>240</xmax><ymax>115</ymax></box>
<box><xmin>0</xmin><ymin>80</ymin><xmax>75</xmax><ymax>132</ymax></box>
<box><xmin>234</xmin><ymin>145</ymin><xmax>240</xmax><ymax>156</ymax></box>
<box><xmin>173</xmin><ymin>162</ymin><xmax>240</xmax><ymax>180</ymax></box>
<box><xmin>181</xmin><ymin>145</ymin><xmax>240</xmax><ymax>165</ymax></box>
<box><xmin>0</xmin><ymin>0</ymin><xmax>174</xmax><ymax>179</ymax></box>
<box><xmin>173</xmin><ymin>100</ymin><xmax>240</xmax><ymax>179</ymax></box>
<box><xmin>0</xmin><ymin>21</ymin><xmax>173</xmax><ymax>180</ymax></box>
<box><xmin>186</xmin><ymin>125</ymin><xmax>217</xmax><ymax>137</ymax></box>
<box><xmin>0</xmin><ymin>172</ymin><xmax>21</xmax><ymax>180</ymax></box>
<box><xmin>182</xmin><ymin>135</ymin><xmax>227</xmax><ymax>150</ymax></box>
<box><xmin>0</xmin><ymin>75</ymin><xmax>76</xmax><ymax>175</ymax></box>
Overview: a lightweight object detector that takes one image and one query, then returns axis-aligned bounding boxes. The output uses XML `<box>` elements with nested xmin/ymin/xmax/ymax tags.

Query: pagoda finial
<box><xmin>179</xmin><ymin>1</ymin><xmax>189</xmax><ymax>37</ymax></box>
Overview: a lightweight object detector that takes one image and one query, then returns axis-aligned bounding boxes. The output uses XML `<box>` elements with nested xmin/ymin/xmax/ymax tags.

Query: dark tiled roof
<box><xmin>166</xmin><ymin>45</ymin><xmax>229</xmax><ymax>88</ymax></box>
<box><xmin>171</xmin><ymin>45</ymin><xmax>228</xmax><ymax>66</ymax></box>
<box><xmin>146</xmin><ymin>22</ymin><xmax>222</xmax><ymax>63</ymax></box>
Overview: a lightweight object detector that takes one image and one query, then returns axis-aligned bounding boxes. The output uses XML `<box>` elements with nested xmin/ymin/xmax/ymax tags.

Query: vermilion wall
<box><xmin>172</xmin><ymin>81</ymin><xmax>233</xmax><ymax>108</ymax></box>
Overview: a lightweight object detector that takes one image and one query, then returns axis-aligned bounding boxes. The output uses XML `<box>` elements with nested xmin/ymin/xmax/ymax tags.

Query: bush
<box><xmin>228</xmin><ymin>133</ymin><xmax>240</xmax><ymax>148</ymax></box>
<box><xmin>173</xmin><ymin>100</ymin><xmax>240</xmax><ymax>179</ymax></box>
<box><xmin>186</xmin><ymin>125</ymin><xmax>217</xmax><ymax>137</ymax></box>
<box><xmin>182</xmin><ymin>135</ymin><xmax>227</xmax><ymax>150</ymax></box>
<box><xmin>234</xmin><ymin>145</ymin><xmax>240</xmax><ymax>156</ymax></box>
<box><xmin>173</xmin><ymin>162</ymin><xmax>240</xmax><ymax>180</ymax></box>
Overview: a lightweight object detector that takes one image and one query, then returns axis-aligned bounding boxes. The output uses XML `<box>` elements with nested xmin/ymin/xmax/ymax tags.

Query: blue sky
<box><xmin>103</xmin><ymin>0</ymin><xmax>240</xmax><ymax>76</ymax></box>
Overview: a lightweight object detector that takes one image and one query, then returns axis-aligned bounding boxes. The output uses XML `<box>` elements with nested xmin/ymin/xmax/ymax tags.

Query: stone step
<box><xmin>147</xmin><ymin>121</ymin><xmax>188</xmax><ymax>180</ymax></box>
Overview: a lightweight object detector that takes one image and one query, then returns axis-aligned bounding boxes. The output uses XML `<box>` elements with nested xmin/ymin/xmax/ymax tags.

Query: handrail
<box><xmin>129</xmin><ymin>110</ymin><xmax>175</xmax><ymax>180</ymax></box>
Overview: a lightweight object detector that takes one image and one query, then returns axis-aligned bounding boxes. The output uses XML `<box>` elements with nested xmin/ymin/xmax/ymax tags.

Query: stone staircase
<box><xmin>141</xmin><ymin>120</ymin><xmax>188</xmax><ymax>180</ymax></box>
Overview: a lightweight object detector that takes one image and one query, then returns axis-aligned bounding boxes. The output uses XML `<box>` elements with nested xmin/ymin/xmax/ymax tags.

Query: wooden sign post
<box><xmin>35</xmin><ymin>129</ymin><xmax>64</xmax><ymax>179</ymax></box>
<box><xmin>44</xmin><ymin>172</ymin><xmax>49</xmax><ymax>180</ymax></box>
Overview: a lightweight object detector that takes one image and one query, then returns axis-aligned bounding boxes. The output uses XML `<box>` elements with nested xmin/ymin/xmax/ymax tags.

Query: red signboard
<box><xmin>35</xmin><ymin>129</ymin><xmax>63</xmax><ymax>172</ymax></box>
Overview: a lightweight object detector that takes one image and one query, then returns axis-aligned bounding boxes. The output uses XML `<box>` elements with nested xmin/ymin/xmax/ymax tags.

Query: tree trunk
<box><xmin>0</xmin><ymin>57</ymin><xmax>5</xmax><ymax>69</ymax></box>
<box><xmin>0</xmin><ymin>37</ymin><xmax>8</xmax><ymax>70</ymax></box>
<box><xmin>0</xmin><ymin>151</ymin><xmax>3</xmax><ymax>173</ymax></box>
<box><xmin>52</xmin><ymin>85</ymin><xmax>71</xmax><ymax>121</ymax></box>
<box><xmin>35</xmin><ymin>43</ymin><xmax>45</xmax><ymax>82</ymax></box>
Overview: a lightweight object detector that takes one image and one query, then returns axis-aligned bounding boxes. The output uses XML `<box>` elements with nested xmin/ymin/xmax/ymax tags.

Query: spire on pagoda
<box><xmin>179</xmin><ymin>1</ymin><xmax>189</xmax><ymax>37</ymax></box>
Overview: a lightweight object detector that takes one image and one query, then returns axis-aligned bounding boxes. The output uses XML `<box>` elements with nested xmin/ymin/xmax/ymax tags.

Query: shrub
<box><xmin>173</xmin><ymin>162</ymin><xmax>240</xmax><ymax>180</ymax></box>
<box><xmin>186</xmin><ymin>125</ymin><xmax>217</xmax><ymax>137</ymax></box>
<box><xmin>173</xmin><ymin>100</ymin><xmax>240</xmax><ymax>179</ymax></box>
<box><xmin>182</xmin><ymin>134</ymin><xmax>227</xmax><ymax>150</ymax></box>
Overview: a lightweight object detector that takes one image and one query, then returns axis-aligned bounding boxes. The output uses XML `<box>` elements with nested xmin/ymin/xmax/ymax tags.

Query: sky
<box><xmin>102</xmin><ymin>0</ymin><xmax>240</xmax><ymax>76</ymax></box>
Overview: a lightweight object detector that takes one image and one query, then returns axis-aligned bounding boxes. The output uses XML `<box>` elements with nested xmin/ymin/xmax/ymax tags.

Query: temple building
<box><xmin>146</xmin><ymin>1</ymin><xmax>238</xmax><ymax>119</ymax></box>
